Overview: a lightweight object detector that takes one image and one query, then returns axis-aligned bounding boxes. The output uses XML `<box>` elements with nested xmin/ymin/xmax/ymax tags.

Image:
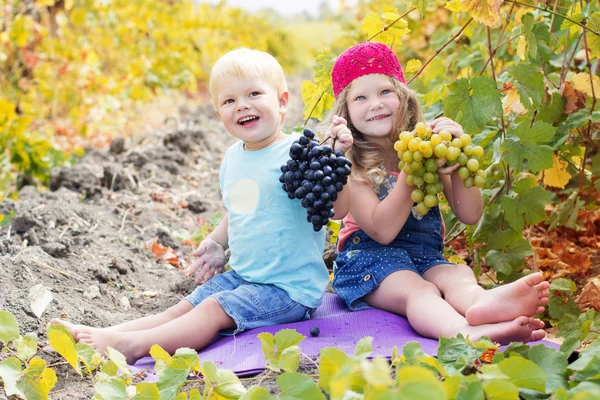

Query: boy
<box><xmin>51</xmin><ymin>48</ymin><xmax>352</xmax><ymax>363</ymax></box>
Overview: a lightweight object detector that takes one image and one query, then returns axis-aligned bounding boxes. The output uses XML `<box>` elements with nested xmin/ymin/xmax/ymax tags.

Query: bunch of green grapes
<box><xmin>394</xmin><ymin>122</ymin><xmax>486</xmax><ymax>216</ymax></box>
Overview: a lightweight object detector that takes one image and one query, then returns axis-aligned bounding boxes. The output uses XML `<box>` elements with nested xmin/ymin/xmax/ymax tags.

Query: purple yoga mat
<box><xmin>129</xmin><ymin>293</ymin><xmax>558</xmax><ymax>379</ymax></box>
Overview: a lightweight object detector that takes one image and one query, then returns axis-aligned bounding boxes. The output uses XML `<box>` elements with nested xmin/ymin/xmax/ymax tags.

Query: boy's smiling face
<box><xmin>215</xmin><ymin>76</ymin><xmax>288</xmax><ymax>150</ymax></box>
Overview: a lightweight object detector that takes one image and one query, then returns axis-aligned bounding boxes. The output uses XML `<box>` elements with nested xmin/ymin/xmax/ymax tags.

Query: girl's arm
<box><xmin>440</xmin><ymin>174</ymin><xmax>483</xmax><ymax>225</ymax></box>
<box><xmin>350</xmin><ymin>172</ymin><xmax>414</xmax><ymax>245</ymax></box>
<box><xmin>207</xmin><ymin>213</ymin><xmax>229</xmax><ymax>250</ymax></box>
<box><xmin>432</xmin><ymin>118</ymin><xmax>483</xmax><ymax>225</ymax></box>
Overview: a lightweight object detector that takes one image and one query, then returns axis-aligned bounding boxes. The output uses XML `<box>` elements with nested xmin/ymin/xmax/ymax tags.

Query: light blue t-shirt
<box><xmin>219</xmin><ymin>133</ymin><xmax>329</xmax><ymax>308</ymax></box>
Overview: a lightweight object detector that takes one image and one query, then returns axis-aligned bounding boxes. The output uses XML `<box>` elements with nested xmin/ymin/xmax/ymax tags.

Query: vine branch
<box><xmin>514</xmin><ymin>1</ymin><xmax>599</xmax><ymax>36</ymax></box>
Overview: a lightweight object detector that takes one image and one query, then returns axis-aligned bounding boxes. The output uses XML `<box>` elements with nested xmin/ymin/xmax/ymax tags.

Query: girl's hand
<box><xmin>430</xmin><ymin>117</ymin><xmax>464</xmax><ymax>138</ymax></box>
<box><xmin>324</xmin><ymin>115</ymin><xmax>353</xmax><ymax>153</ymax></box>
<box><xmin>431</xmin><ymin>117</ymin><xmax>464</xmax><ymax>175</ymax></box>
<box><xmin>187</xmin><ymin>238</ymin><xmax>226</xmax><ymax>284</ymax></box>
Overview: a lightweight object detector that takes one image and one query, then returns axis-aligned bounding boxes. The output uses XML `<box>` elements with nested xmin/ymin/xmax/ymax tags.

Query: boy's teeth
<box><xmin>239</xmin><ymin>116</ymin><xmax>258</xmax><ymax>124</ymax></box>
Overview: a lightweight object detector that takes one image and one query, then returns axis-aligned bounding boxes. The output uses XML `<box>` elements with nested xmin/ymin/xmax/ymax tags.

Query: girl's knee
<box><xmin>412</xmin><ymin>280</ymin><xmax>442</xmax><ymax>298</ymax></box>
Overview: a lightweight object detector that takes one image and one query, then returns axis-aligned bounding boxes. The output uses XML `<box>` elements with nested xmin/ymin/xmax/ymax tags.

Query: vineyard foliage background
<box><xmin>1</xmin><ymin>0</ymin><xmax>600</xmax><ymax>398</ymax></box>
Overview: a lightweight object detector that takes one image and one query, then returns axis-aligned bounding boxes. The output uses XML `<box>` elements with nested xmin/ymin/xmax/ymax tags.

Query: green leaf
<box><xmin>396</xmin><ymin>365</ymin><xmax>446</xmax><ymax>399</ymax></box>
<box><xmin>318</xmin><ymin>347</ymin><xmax>350</xmax><ymax>394</ymax></box>
<box><xmin>106</xmin><ymin>346</ymin><xmax>131</xmax><ymax>377</ymax></box>
<box><xmin>437</xmin><ymin>334</ymin><xmax>491</xmax><ymax>374</ymax></box>
<box><xmin>442</xmin><ymin>77</ymin><xmax>502</xmax><ymax>135</ymax></box>
<box><xmin>133</xmin><ymin>382</ymin><xmax>161</xmax><ymax>399</ymax></box>
<box><xmin>202</xmin><ymin>360</ymin><xmax>217</xmax><ymax>383</ymax></box>
<box><xmin>548</xmin><ymin>277</ymin><xmax>580</xmax><ymax>321</ymax></box>
<box><xmin>361</xmin><ymin>357</ymin><xmax>393</xmax><ymax>388</ymax></box>
<box><xmin>14</xmin><ymin>333</ymin><xmax>38</xmax><ymax>361</ymax></box>
<box><xmin>214</xmin><ymin>368</ymin><xmax>247</xmax><ymax>398</ymax></box>
<box><xmin>0</xmin><ymin>357</ymin><xmax>25</xmax><ymax>398</ymax></box>
<box><xmin>155</xmin><ymin>347</ymin><xmax>200</xmax><ymax>400</ymax></box>
<box><xmin>302</xmin><ymin>80</ymin><xmax>335</xmax><ymax>122</ymax></box>
<box><xmin>500</xmin><ymin>121</ymin><xmax>555</xmax><ymax>173</ymax></box>
<box><xmin>241</xmin><ymin>386</ymin><xmax>276</xmax><ymax>400</ymax></box>
<box><xmin>279</xmin><ymin>345</ymin><xmax>300</xmax><ymax>373</ymax></box>
<box><xmin>536</xmin><ymin>92</ymin><xmax>565</xmax><ymax>125</ymax></box>
<box><xmin>527</xmin><ymin>345</ymin><xmax>568</xmax><ymax>392</ymax></box>
<box><xmin>277</xmin><ymin>372</ymin><xmax>326</xmax><ymax>399</ymax></box>
<box><xmin>485</xmin><ymin>229</ymin><xmax>533</xmax><ymax>276</ymax></box>
<box><xmin>501</xmin><ymin>178</ymin><xmax>549</xmax><ymax>231</ymax></box>
<box><xmin>16</xmin><ymin>357</ymin><xmax>57</xmax><ymax>400</ymax></box>
<box><xmin>94</xmin><ymin>373</ymin><xmax>129</xmax><ymax>400</ymax></box>
<box><xmin>567</xmin><ymin>109</ymin><xmax>591</xmax><ymax>129</ymax></box>
<box><xmin>76</xmin><ymin>341</ymin><xmax>102</xmax><ymax>374</ymax></box>
<box><xmin>274</xmin><ymin>329</ymin><xmax>305</xmax><ymax>355</ymax></box>
<box><xmin>481</xmin><ymin>379</ymin><xmax>519</xmax><ymax>400</ymax></box>
<box><xmin>100</xmin><ymin>360</ymin><xmax>120</xmax><ymax>376</ymax></box>
<box><xmin>188</xmin><ymin>389</ymin><xmax>201</xmax><ymax>400</ymax></box>
<box><xmin>47</xmin><ymin>324</ymin><xmax>81</xmax><ymax>373</ymax></box>
<box><xmin>0</xmin><ymin>310</ymin><xmax>19</xmax><ymax>344</ymax></box>
<box><xmin>508</xmin><ymin>63</ymin><xmax>544</xmax><ymax>110</ymax></box>
<box><xmin>257</xmin><ymin>332</ymin><xmax>276</xmax><ymax>361</ymax></box>
<box><xmin>457</xmin><ymin>374</ymin><xmax>484</xmax><ymax>399</ymax></box>
<box><xmin>354</xmin><ymin>336</ymin><xmax>373</xmax><ymax>359</ymax></box>
<box><xmin>549</xmin><ymin>192</ymin><xmax>585</xmax><ymax>231</ymax></box>
<box><xmin>498</xmin><ymin>356</ymin><xmax>546</xmax><ymax>392</ymax></box>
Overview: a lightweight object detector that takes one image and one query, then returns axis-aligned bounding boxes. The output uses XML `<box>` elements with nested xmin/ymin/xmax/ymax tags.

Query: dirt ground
<box><xmin>0</xmin><ymin>85</ymin><xmax>327</xmax><ymax>397</ymax></box>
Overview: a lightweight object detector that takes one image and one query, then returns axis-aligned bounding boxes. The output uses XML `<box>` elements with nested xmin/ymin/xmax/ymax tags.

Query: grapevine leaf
<box><xmin>481</xmin><ymin>379</ymin><xmax>519</xmax><ymax>399</ymax></box>
<box><xmin>354</xmin><ymin>336</ymin><xmax>373</xmax><ymax>359</ymax></box>
<box><xmin>106</xmin><ymin>346</ymin><xmax>131</xmax><ymax>377</ymax></box>
<box><xmin>508</xmin><ymin>63</ymin><xmax>544</xmax><ymax>110</ymax></box>
<box><xmin>318</xmin><ymin>347</ymin><xmax>350</xmax><ymax>393</ymax></box>
<box><xmin>0</xmin><ymin>310</ymin><xmax>19</xmax><ymax>344</ymax></box>
<box><xmin>548</xmin><ymin>192</ymin><xmax>585</xmax><ymax>231</ymax></box>
<box><xmin>361</xmin><ymin>357</ymin><xmax>393</xmax><ymax>388</ymax></box>
<box><xmin>498</xmin><ymin>357</ymin><xmax>547</xmax><ymax>391</ymax></box>
<box><xmin>543</xmin><ymin>155</ymin><xmax>572</xmax><ymax>189</ymax></box>
<box><xmin>76</xmin><ymin>341</ymin><xmax>102</xmax><ymax>374</ymax></box>
<box><xmin>47</xmin><ymin>324</ymin><xmax>80</xmax><ymax>373</ymax></box>
<box><xmin>396</xmin><ymin>366</ymin><xmax>446</xmax><ymax>399</ymax></box>
<box><xmin>501</xmin><ymin>178</ymin><xmax>549</xmax><ymax>231</ymax></box>
<box><xmin>189</xmin><ymin>388</ymin><xmax>201</xmax><ymax>400</ymax></box>
<box><xmin>528</xmin><ymin>345</ymin><xmax>569</xmax><ymax>392</ymax></box>
<box><xmin>406</xmin><ymin>59</ymin><xmax>422</xmax><ymax>73</ymax></box>
<box><xmin>485</xmin><ymin>229</ymin><xmax>533</xmax><ymax>276</ymax></box>
<box><xmin>132</xmin><ymin>382</ymin><xmax>160</xmax><ymax>399</ymax></box>
<box><xmin>301</xmin><ymin>80</ymin><xmax>335</xmax><ymax>122</ymax></box>
<box><xmin>279</xmin><ymin>345</ymin><xmax>300</xmax><ymax>373</ymax></box>
<box><xmin>241</xmin><ymin>386</ymin><xmax>276</xmax><ymax>400</ymax></box>
<box><xmin>155</xmin><ymin>347</ymin><xmax>200</xmax><ymax>400</ymax></box>
<box><xmin>16</xmin><ymin>357</ymin><xmax>57</xmax><ymax>400</ymax></box>
<box><xmin>0</xmin><ymin>357</ymin><xmax>25</xmax><ymax>398</ymax></box>
<box><xmin>442</xmin><ymin>77</ymin><xmax>502</xmax><ymax>135</ymax></box>
<box><xmin>214</xmin><ymin>368</ymin><xmax>247</xmax><ymax>398</ymax></box>
<box><xmin>572</xmin><ymin>72</ymin><xmax>600</xmax><ymax>98</ymax></box>
<box><xmin>536</xmin><ymin>92</ymin><xmax>566</xmax><ymax>125</ymax></box>
<box><xmin>274</xmin><ymin>329</ymin><xmax>305</xmax><ymax>354</ymax></box>
<box><xmin>277</xmin><ymin>372</ymin><xmax>326</xmax><ymax>399</ymax></box>
<box><xmin>500</xmin><ymin>121</ymin><xmax>555</xmax><ymax>173</ymax></box>
<box><xmin>94</xmin><ymin>373</ymin><xmax>129</xmax><ymax>400</ymax></box>
<box><xmin>14</xmin><ymin>333</ymin><xmax>38</xmax><ymax>361</ymax></box>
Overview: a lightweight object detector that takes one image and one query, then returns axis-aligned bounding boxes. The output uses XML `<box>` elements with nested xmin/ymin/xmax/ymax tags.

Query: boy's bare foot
<box><xmin>50</xmin><ymin>318</ymin><xmax>91</xmax><ymax>340</ymax></box>
<box><xmin>465</xmin><ymin>273</ymin><xmax>550</xmax><ymax>326</ymax></box>
<box><xmin>78</xmin><ymin>331</ymin><xmax>142</xmax><ymax>365</ymax></box>
<box><xmin>462</xmin><ymin>316</ymin><xmax>545</xmax><ymax>345</ymax></box>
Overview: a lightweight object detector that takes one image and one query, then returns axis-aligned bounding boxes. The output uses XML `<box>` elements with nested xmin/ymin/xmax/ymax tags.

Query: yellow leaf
<box><xmin>361</xmin><ymin>12</ymin><xmax>384</xmax><ymax>38</ymax></box>
<box><xmin>35</xmin><ymin>0</ymin><xmax>55</xmax><ymax>6</ymax></box>
<box><xmin>65</xmin><ymin>0</ymin><xmax>74</xmax><ymax>10</ymax></box>
<box><xmin>150</xmin><ymin>344</ymin><xmax>172</xmax><ymax>365</ymax></box>
<box><xmin>301</xmin><ymin>80</ymin><xmax>335</xmax><ymax>121</ymax></box>
<box><xmin>516</xmin><ymin>36</ymin><xmax>527</xmax><ymax>60</ymax></box>
<box><xmin>572</xmin><ymin>72</ymin><xmax>600</xmax><ymax>98</ymax></box>
<box><xmin>0</xmin><ymin>99</ymin><xmax>16</xmax><ymax>120</ymax></box>
<box><xmin>406</xmin><ymin>59</ymin><xmax>422</xmax><ymax>73</ymax></box>
<box><xmin>448</xmin><ymin>255</ymin><xmax>465</xmax><ymax>265</ymax></box>
<box><xmin>543</xmin><ymin>155</ymin><xmax>571</xmax><ymax>189</ymax></box>
<box><xmin>502</xmin><ymin>87</ymin><xmax>526</xmax><ymax>115</ymax></box>
<box><xmin>445</xmin><ymin>0</ymin><xmax>465</xmax><ymax>12</ymax></box>
<box><xmin>47</xmin><ymin>326</ymin><xmax>80</xmax><ymax>373</ymax></box>
<box><xmin>460</xmin><ymin>0</ymin><xmax>503</xmax><ymax>27</ymax></box>
<box><xmin>381</xmin><ymin>12</ymin><xmax>400</xmax><ymax>21</ymax></box>
<box><xmin>107</xmin><ymin>347</ymin><xmax>132</xmax><ymax>376</ymax></box>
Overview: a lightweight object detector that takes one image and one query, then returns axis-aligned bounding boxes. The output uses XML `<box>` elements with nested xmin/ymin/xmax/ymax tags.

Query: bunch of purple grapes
<box><xmin>280</xmin><ymin>129</ymin><xmax>352</xmax><ymax>231</ymax></box>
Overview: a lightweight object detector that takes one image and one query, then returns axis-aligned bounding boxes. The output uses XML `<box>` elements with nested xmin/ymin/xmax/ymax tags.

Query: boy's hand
<box><xmin>187</xmin><ymin>238</ymin><xmax>226</xmax><ymax>284</ymax></box>
<box><xmin>324</xmin><ymin>115</ymin><xmax>353</xmax><ymax>153</ymax></box>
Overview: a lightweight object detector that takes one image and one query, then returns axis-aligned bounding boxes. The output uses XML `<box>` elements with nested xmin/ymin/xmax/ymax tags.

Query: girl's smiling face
<box><xmin>347</xmin><ymin>74</ymin><xmax>400</xmax><ymax>144</ymax></box>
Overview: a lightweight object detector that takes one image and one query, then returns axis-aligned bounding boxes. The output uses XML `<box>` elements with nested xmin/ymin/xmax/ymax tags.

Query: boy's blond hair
<box><xmin>209</xmin><ymin>48</ymin><xmax>288</xmax><ymax>108</ymax></box>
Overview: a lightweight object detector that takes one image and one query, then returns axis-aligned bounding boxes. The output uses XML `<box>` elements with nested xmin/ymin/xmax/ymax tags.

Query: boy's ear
<box><xmin>279</xmin><ymin>91</ymin><xmax>289</xmax><ymax>110</ymax></box>
<box><xmin>216</xmin><ymin>110</ymin><xmax>222</xmax><ymax>120</ymax></box>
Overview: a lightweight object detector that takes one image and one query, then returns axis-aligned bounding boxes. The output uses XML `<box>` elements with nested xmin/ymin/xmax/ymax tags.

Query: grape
<box><xmin>411</xmin><ymin>189</ymin><xmax>424</xmax><ymax>202</ymax></box>
<box><xmin>280</xmin><ymin>128</ymin><xmax>352</xmax><ymax>231</ymax></box>
<box><xmin>395</xmin><ymin>124</ymin><xmax>487</xmax><ymax>216</ymax></box>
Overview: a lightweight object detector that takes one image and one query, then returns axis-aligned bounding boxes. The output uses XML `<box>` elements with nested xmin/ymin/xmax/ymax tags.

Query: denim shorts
<box><xmin>332</xmin><ymin>205</ymin><xmax>452</xmax><ymax>311</ymax></box>
<box><xmin>184</xmin><ymin>270</ymin><xmax>315</xmax><ymax>335</ymax></box>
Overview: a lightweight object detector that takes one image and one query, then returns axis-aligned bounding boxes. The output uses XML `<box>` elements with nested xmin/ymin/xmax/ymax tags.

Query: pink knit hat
<box><xmin>331</xmin><ymin>42</ymin><xmax>406</xmax><ymax>98</ymax></box>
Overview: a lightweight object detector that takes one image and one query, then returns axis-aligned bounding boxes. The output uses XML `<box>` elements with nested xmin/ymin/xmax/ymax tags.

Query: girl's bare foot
<box><xmin>78</xmin><ymin>331</ymin><xmax>142</xmax><ymax>365</ymax></box>
<box><xmin>459</xmin><ymin>316</ymin><xmax>545</xmax><ymax>345</ymax></box>
<box><xmin>465</xmin><ymin>273</ymin><xmax>550</xmax><ymax>326</ymax></box>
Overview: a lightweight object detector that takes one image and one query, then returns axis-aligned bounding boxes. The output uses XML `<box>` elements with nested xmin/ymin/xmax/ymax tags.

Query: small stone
<box><xmin>119</xmin><ymin>296</ymin><xmax>131</xmax><ymax>310</ymax></box>
<box><xmin>186</xmin><ymin>195</ymin><xmax>207</xmax><ymax>214</ymax></box>
<box><xmin>84</xmin><ymin>285</ymin><xmax>100</xmax><ymax>300</ymax></box>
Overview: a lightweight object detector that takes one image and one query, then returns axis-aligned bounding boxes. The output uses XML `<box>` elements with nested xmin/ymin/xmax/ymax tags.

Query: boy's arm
<box><xmin>207</xmin><ymin>213</ymin><xmax>229</xmax><ymax>250</ymax></box>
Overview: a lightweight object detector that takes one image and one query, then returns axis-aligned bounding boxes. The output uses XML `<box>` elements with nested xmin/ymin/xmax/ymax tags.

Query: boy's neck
<box><xmin>243</xmin><ymin>130</ymin><xmax>286</xmax><ymax>151</ymax></box>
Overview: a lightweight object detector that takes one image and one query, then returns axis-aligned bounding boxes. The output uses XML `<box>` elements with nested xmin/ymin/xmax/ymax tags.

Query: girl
<box><xmin>324</xmin><ymin>42</ymin><xmax>549</xmax><ymax>344</ymax></box>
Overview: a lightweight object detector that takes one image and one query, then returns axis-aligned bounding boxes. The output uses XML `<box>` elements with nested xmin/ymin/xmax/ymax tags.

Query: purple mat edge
<box><xmin>129</xmin><ymin>293</ymin><xmax>561</xmax><ymax>378</ymax></box>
